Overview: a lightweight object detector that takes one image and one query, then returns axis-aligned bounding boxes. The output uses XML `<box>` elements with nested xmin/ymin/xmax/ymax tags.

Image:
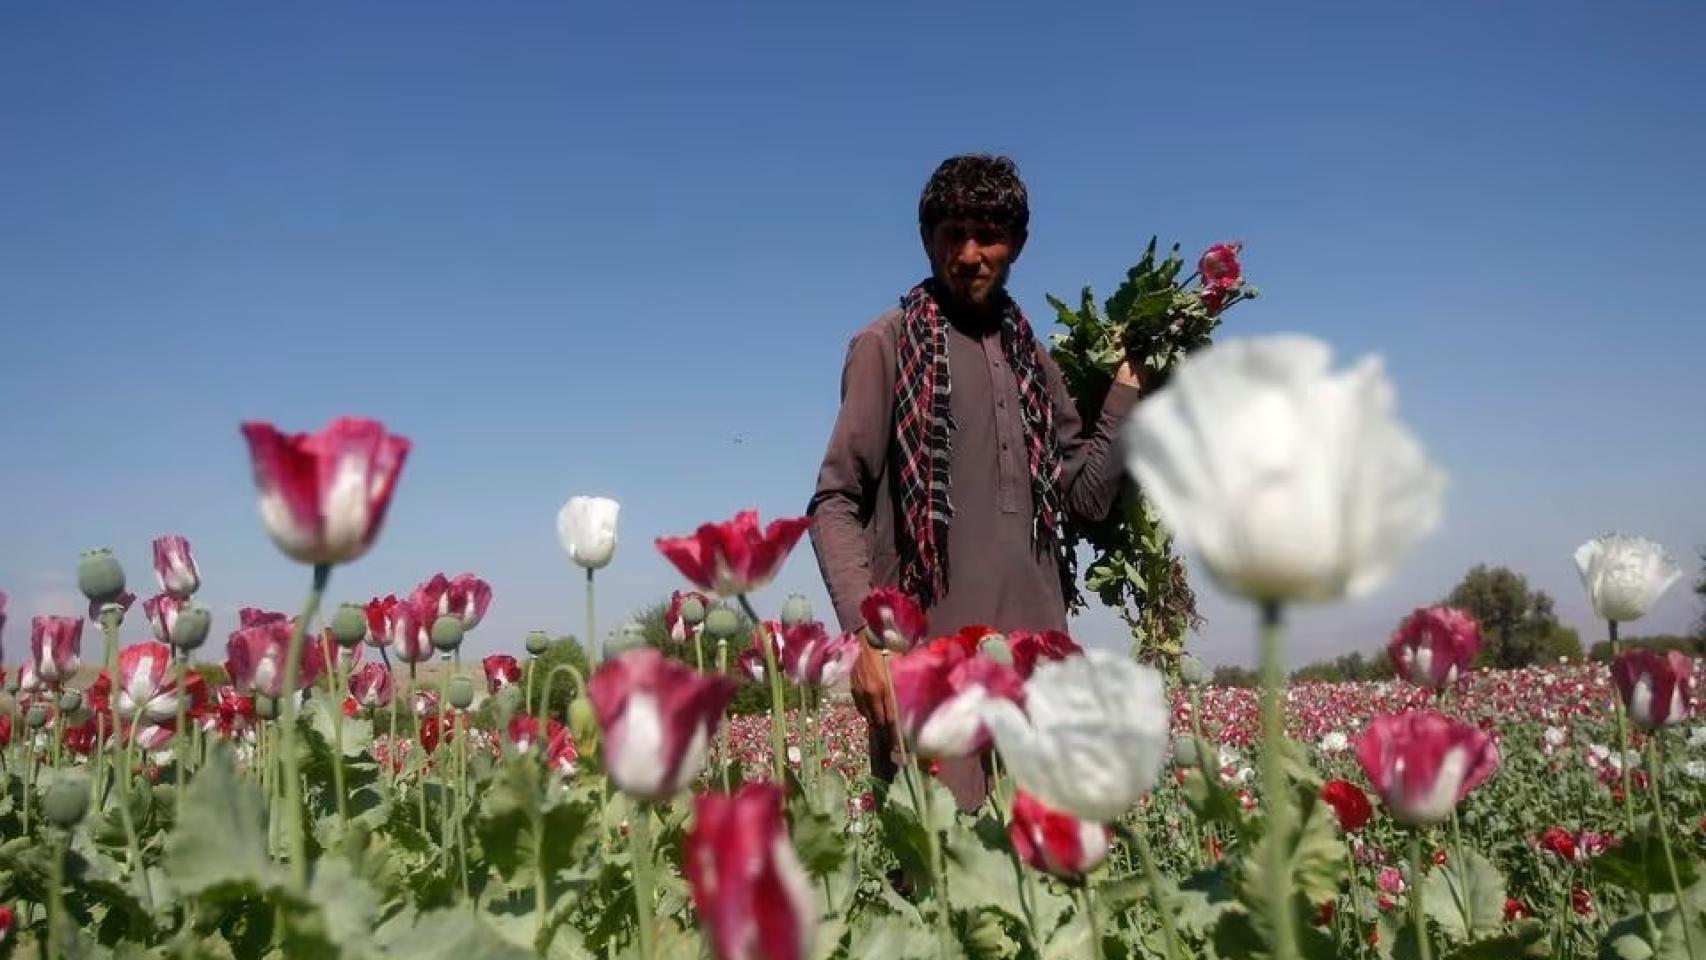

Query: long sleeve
<box><xmin>1037</xmin><ymin>345</ymin><xmax>1142</xmax><ymax>524</ymax></box>
<box><xmin>808</xmin><ymin>324</ymin><xmax>895</xmax><ymax>633</ymax></box>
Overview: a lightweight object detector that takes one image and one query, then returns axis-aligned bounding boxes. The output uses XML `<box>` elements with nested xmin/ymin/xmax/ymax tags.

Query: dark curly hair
<box><xmin>918</xmin><ymin>154</ymin><xmax>1030</xmax><ymax>251</ymax></box>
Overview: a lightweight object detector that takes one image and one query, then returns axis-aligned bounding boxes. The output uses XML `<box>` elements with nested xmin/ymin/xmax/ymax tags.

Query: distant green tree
<box><xmin>1210</xmin><ymin>664</ymin><xmax>1259</xmax><ymax>688</ymax></box>
<box><xmin>1442</xmin><ymin>564</ymin><xmax>1582</xmax><ymax>667</ymax></box>
<box><xmin>1290</xmin><ymin>650</ymin><xmax>1397</xmax><ymax>684</ymax></box>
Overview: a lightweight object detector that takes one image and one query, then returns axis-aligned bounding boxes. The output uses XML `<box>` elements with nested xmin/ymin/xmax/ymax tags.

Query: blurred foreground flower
<box><xmin>1009</xmin><ymin>790</ymin><xmax>1112</xmax><ymax>878</ymax></box>
<box><xmin>982</xmin><ymin>649</ymin><xmax>1169</xmax><ymax>822</ymax></box>
<box><xmin>588</xmin><ymin>649</ymin><xmax>736</xmax><ymax>801</ymax></box>
<box><xmin>1007</xmin><ymin>629</ymin><xmax>1083</xmax><ymax>679</ymax></box>
<box><xmin>240</xmin><ymin>416</ymin><xmax>411</xmax><ymax>566</ymax></box>
<box><xmin>1573</xmin><ymin>534</ymin><xmax>1681</xmax><ymax>623</ymax></box>
<box><xmin>684</xmin><ymin>783</ymin><xmax>815</xmax><ymax>960</ymax></box>
<box><xmin>1354</xmin><ymin>710</ymin><xmax>1498</xmax><ymax>825</ymax></box>
<box><xmin>891</xmin><ymin>631</ymin><xmax>1024</xmax><ymax>759</ymax></box>
<box><xmin>1121</xmin><ymin>334</ymin><xmax>1445</xmax><ymax>603</ymax></box>
<box><xmin>349</xmin><ymin>663</ymin><xmax>394</xmax><ymax>710</ymax></box>
<box><xmin>656</xmin><ymin>509</ymin><xmax>811</xmax><ymax>598</ymax></box>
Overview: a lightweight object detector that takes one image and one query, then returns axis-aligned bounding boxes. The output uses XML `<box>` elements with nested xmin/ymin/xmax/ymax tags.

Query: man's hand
<box><xmin>849</xmin><ymin>645</ymin><xmax>896</xmax><ymax>731</ymax></box>
<box><xmin>1114</xmin><ymin>358</ymin><xmax>1144</xmax><ymax>390</ymax></box>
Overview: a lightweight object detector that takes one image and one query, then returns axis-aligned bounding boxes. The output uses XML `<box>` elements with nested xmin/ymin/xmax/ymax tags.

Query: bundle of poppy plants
<box><xmin>0</xmin><ymin>349</ymin><xmax>1702</xmax><ymax>960</ymax></box>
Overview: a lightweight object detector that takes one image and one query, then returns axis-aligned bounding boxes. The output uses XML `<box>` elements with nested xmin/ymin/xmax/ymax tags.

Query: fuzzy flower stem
<box><xmin>277</xmin><ymin>562</ymin><xmax>331</xmax><ymax>892</ymax></box>
<box><xmin>1259</xmin><ymin>600</ymin><xmax>1299</xmax><ymax>960</ymax></box>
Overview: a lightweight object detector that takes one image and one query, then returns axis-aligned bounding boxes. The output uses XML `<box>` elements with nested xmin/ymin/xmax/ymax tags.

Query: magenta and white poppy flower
<box><xmin>587</xmin><ymin>649</ymin><xmax>736</xmax><ymax>800</ymax></box>
<box><xmin>240</xmin><ymin>416</ymin><xmax>411</xmax><ymax>567</ymax></box>
<box><xmin>151</xmin><ymin>535</ymin><xmax>201</xmax><ymax>598</ymax></box>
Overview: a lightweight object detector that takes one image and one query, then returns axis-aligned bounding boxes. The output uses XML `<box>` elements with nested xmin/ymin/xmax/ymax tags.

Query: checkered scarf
<box><xmin>893</xmin><ymin>279</ymin><xmax>1063</xmax><ymax>607</ymax></box>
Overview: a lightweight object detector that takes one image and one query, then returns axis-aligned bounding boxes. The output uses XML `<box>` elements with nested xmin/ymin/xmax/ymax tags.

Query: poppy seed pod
<box><xmin>77</xmin><ymin>548</ymin><xmax>126</xmax><ymax>604</ymax></box>
<box><xmin>430</xmin><ymin>616</ymin><xmax>464</xmax><ymax>653</ymax></box>
<box><xmin>44</xmin><ymin>775</ymin><xmax>91</xmax><ymax>827</ymax></box>
<box><xmin>609</xmin><ymin>622</ymin><xmax>648</xmax><ymax>656</ymax></box>
<box><xmin>525</xmin><ymin>630</ymin><xmax>551</xmax><ymax>656</ymax></box>
<box><xmin>1173</xmin><ymin>734</ymin><xmax>1200</xmax><ymax>768</ymax></box>
<box><xmin>979</xmin><ymin>635</ymin><xmax>1013</xmax><ymax>666</ymax></box>
<box><xmin>1179</xmin><ymin>655</ymin><xmax>1205</xmax><ymax>686</ymax></box>
<box><xmin>780</xmin><ymin>593</ymin><xmax>814</xmax><ymax>627</ymax></box>
<box><xmin>679</xmin><ymin>594</ymin><xmax>707</xmax><ymax>626</ymax></box>
<box><xmin>26</xmin><ymin>704</ymin><xmax>51</xmax><ymax>730</ymax></box>
<box><xmin>57</xmin><ymin>689</ymin><xmax>83</xmax><ymax>714</ymax></box>
<box><xmin>447</xmin><ymin>676</ymin><xmax>475</xmax><ymax>710</ymax></box>
<box><xmin>704</xmin><ymin>606</ymin><xmax>740</xmax><ymax>641</ymax></box>
<box><xmin>254</xmin><ymin>695</ymin><xmax>280</xmax><ymax>721</ymax></box>
<box><xmin>171</xmin><ymin>604</ymin><xmax>212</xmax><ymax>652</ymax></box>
<box><xmin>330</xmin><ymin>603</ymin><xmax>369</xmax><ymax>648</ymax></box>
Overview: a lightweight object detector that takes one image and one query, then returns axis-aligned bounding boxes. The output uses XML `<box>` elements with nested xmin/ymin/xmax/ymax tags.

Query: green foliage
<box><xmin>1421</xmin><ymin>849</ymin><xmax>1507</xmax><ymax>943</ymax></box>
<box><xmin>521</xmin><ymin>635</ymin><xmax>593</xmax><ymax>718</ymax></box>
<box><xmin>1046</xmin><ymin>237</ymin><xmax>1258</xmax><ymax>676</ymax></box>
<box><xmin>625</xmin><ymin>597</ymin><xmax>803</xmax><ymax>716</ymax></box>
<box><xmin>1290</xmin><ymin>651</ymin><xmax>1397</xmax><ymax>684</ymax></box>
<box><xmin>1443</xmin><ymin>564</ymin><xmax>1583</xmax><ymax>667</ymax></box>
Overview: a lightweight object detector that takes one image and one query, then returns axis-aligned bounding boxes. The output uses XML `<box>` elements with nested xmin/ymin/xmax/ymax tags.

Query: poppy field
<box><xmin>0</xmin><ymin>332</ymin><xmax>1702</xmax><ymax>960</ymax></box>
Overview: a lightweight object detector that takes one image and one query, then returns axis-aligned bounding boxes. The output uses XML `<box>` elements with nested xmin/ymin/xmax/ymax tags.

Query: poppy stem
<box><xmin>1646</xmin><ymin>737</ymin><xmax>1700</xmax><ymax>960</ymax></box>
<box><xmin>1409</xmin><ymin>832</ymin><xmax>1433</xmax><ymax>960</ymax></box>
<box><xmin>1258</xmin><ymin>600</ymin><xmax>1299</xmax><ymax>960</ymax></box>
<box><xmin>716</xmin><ymin>638</ymin><xmax>732</xmax><ymax>792</ymax></box>
<box><xmin>1606</xmin><ymin>619</ymin><xmax>1662</xmax><ymax>947</ymax></box>
<box><xmin>585</xmin><ymin>568</ymin><xmax>598</xmax><ymax>665</ymax></box>
<box><xmin>277</xmin><ymin>562</ymin><xmax>331</xmax><ymax>892</ymax></box>
<box><xmin>1126</xmin><ymin>821</ymin><xmax>1184</xmax><ymax>960</ymax></box>
<box><xmin>738</xmin><ymin>595</ymin><xmax>789</xmax><ymax>785</ymax></box>
<box><xmin>629</xmin><ymin>801</ymin><xmax>658</xmax><ymax>960</ymax></box>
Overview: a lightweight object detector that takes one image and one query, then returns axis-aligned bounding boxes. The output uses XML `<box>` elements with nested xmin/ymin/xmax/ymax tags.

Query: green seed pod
<box><xmin>679</xmin><ymin>595</ymin><xmax>707</xmax><ymax>627</ymax></box>
<box><xmin>1172</xmin><ymin>734</ymin><xmax>1200</xmax><ymax>769</ymax></box>
<box><xmin>254</xmin><ymin>695</ymin><xmax>280</xmax><ymax>721</ymax></box>
<box><xmin>77</xmin><ymin>547</ymin><xmax>126</xmax><ymax>604</ymax></box>
<box><xmin>26</xmin><ymin>703</ymin><xmax>51</xmax><ymax>730</ymax></box>
<box><xmin>492</xmin><ymin>684</ymin><xmax>523</xmax><ymax>725</ymax></box>
<box><xmin>430</xmin><ymin>616</ymin><xmax>465</xmax><ymax>653</ymax></box>
<box><xmin>704</xmin><ymin>605</ymin><xmax>740</xmax><ymax>640</ymax></box>
<box><xmin>57</xmin><ymin>689</ymin><xmax>83</xmax><ymax>714</ymax></box>
<box><xmin>525</xmin><ymin>630</ymin><xmax>552</xmax><ymax>657</ymax></box>
<box><xmin>2</xmin><ymin>672</ymin><xmax>18</xmax><ymax>695</ymax></box>
<box><xmin>609</xmin><ymin>622</ymin><xmax>648</xmax><ymax>656</ymax></box>
<box><xmin>964</xmin><ymin>910</ymin><xmax>1007</xmax><ymax>956</ymax></box>
<box><xmin>330</xmin><ymin>603</ymin><xmax>369</xmax><ymax>649</ymax></box>
<box><xmin>568</xmin><ymin>696</ymin><xmax>597</xmax><ymax>746</ymax></box>
<box><xmin>170</xmin><ymin>604</ymin><xmax>212</xmax><ymax>652</ymax></box>
<box><xmin>979</xmin><ymin>634</ymin><xmax>1012</xmax><ymax>665</ymax></box>
<box><xmin>44</xmin><ymin>774</ymin><xmax>92</xmax><ymax>828</ymax></box>
<box><xmin>447</xmin><ymin>676</ymin><xmax>475</xmax><ymax>710</ymax></box>
<box><xmin>1179</xmin><ymin>655</ymin><xmax>1205</xmax><ymax>687</ymax></box>
<box><xmin>780</xmin><ymin>593</ymin><xmax>813</xmax><ymax>628</ymax></box>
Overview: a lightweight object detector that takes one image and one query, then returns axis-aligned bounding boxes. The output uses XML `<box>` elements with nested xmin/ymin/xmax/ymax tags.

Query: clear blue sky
<box><xmin>3</xmin><ymin>1</ymin><xmax>1702</xmax><ymax>668</ymax></box>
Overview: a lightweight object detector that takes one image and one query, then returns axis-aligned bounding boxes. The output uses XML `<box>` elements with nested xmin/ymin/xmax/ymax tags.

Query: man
<box><xmin>807</xmin><ymin>154</ymin><xmax>1143</xmax><ymax>808</ymax></box>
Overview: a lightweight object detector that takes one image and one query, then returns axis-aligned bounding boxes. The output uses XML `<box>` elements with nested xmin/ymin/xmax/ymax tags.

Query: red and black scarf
<box><xmin>893</xmin><ymin>279</ymin><xmax>1063</xmax><ymax>607</ymax></box>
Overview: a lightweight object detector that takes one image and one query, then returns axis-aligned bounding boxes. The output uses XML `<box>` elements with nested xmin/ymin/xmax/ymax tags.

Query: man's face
<box><xmin>926</xmin><ymin>218</ymin><xmax>1018</xmax><ymax>308</ymax></box>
